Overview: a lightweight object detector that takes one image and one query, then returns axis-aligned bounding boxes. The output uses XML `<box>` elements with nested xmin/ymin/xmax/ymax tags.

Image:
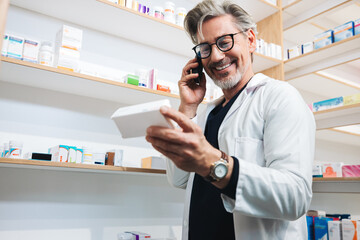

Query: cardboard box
<box><xmin>141</xmin><ymin>156</ymin><xmax>166</xmax><ymax>170</ymax></box>
<box><xmin>49</xmin><ymin>145</ymin><xmax>69</xmax><ymax>162</ymax></box>
<box><xmin>328</xmin><ymin>221</ymin><xmax>342</xmax><ymax>240</ymax></box>
<box><xmin>334</xmin><ymin>21</ymin><xmax>354</xmax><ymax>43</ymax></box>
<box><xmin>342</xmin><ymin>219</ymin><xmax>358</xmax><ymax>240</ymax></box>
<box><xmin>322</xmin><ymin>162</ymin><xmax>343</xmax><ymax>178</ymax></box>
<box><xmin>314</xmin><ymin>30</ymin><xmax>334</xmax><ymax>49</ymax></box>
<box><xmin>313</xmin><ymin>97</ymin><xmax>343</xmax><ymax>112</ymax></box>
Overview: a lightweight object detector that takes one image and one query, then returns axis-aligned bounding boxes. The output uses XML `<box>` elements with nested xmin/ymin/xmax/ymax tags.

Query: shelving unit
<box><xmin>313</xmin><ymin>177</ymin><xmax>360</xmax><ymax>193</ymax></box>
<box><xmin>0</xmin><ymin>157</ymin><xmax>166</xmax><ymax>175</ymax></box>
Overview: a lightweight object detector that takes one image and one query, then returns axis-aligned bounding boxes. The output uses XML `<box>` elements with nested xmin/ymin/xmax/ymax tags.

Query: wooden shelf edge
<box><xmin>259</xmin><ymin>0</ymin><xmax>281</xmax><ymax>10</ymax></box>
<box><xmin>284</xmin><ymin>34</ymin><xmax>360</xmax><ymax>64</ymax></box>
<box><xmin>313</xmin><ymin>103</ymin><xmax>360</xmax><ymax>116</ymax></box>
<box><xmin>0</xmin><ymin>157</ymin><xmax>166</xmax><ymax>174</ymax></box>
<box><xmin>0</xmin><ymin>56</ymin><xmax>181</xmax><ymax>100</ymax></box>
<box><xmin>254</xmin><ymin>52</ymin><xmax>283</xmax><ymax>63</ymax></box>
<box><xmin>313</xmin><ymin>177</ymin><xmax>360</xmax><ymax>182</ymax></box>
<box><xmin>96</xmin><ymin>0</ymin><xmax>184</xmax><ymax>30</ymax></box>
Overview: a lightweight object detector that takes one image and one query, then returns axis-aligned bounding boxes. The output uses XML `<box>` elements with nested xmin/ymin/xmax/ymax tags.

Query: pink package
<box><xmin>342</xmin><ymin>165</ymin><xmax>360</xmax><ymax>177</ymax></box>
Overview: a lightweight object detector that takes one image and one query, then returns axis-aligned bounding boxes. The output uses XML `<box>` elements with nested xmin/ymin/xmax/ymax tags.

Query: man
<box><xmin>146</xmin><ymin>0</ymin><xmax>315</xmax><ymax>239</ymax></box>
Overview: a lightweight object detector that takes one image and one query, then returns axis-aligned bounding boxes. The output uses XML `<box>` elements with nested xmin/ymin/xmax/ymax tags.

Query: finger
<box><xmin>146</xmin><ymin>126</ymin><xmax>190</xmax><ymax>146</ymax></box>
<box><xmin>159</xmin><ymin>106</ymin><xmax>196</xmax><ymax>133</ymax></box>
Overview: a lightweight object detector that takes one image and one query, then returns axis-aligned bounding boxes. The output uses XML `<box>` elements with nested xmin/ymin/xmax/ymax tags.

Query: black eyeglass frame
<box><xmin>192</xmin><ymin>31</ymin><xmax>245</xmax><ymax>59</ymax></box>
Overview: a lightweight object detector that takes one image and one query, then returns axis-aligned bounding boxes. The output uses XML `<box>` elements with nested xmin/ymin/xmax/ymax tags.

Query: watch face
<box><xmin>214</xmin><ymin>163</ymin><xmax>228</xmax><ymax>178</ymax></box>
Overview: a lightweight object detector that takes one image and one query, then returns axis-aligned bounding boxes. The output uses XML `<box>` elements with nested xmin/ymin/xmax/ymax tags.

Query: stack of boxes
<box><xmin>55</xmin><ymin>25</ymin><xmax>83</xmax><ymax>72</ymax></box>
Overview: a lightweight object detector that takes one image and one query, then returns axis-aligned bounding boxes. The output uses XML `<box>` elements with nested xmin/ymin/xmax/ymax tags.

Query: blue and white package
<box><xmin>313</xmin><ymin>96</ymin><xmax>343</xmax><ymax>112</ymax></box>
<box><xmin>333</xmin><ymin>21</ymin><xmax>354</xmax><ymax>42</ymax></box>
<box><xmin>306</xmin><ymin>216</ymin><xmax>315</xmax><ymax>240</ymax></box>
<box><xmin>355</xmin><ymin>18</ymin><xmax>360</xmax><ymax>35</ymax></box>
<box><xmin>314</xmin><ymin>217</ymin><xmax>332</xmax><ymax>240</ymax></box>
<box><xmin>314</xmin><ymin>30</ymin><xmax>334</xmax><ymax>49</ymax></box>
<box><xmin>7</xmin><ymin>35</ymin><xmax>24</xmax><ymax>60</ymax></box>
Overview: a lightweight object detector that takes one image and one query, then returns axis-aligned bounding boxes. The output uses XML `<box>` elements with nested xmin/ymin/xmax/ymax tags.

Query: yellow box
<box><xmin>343</xmin><ymin>93</ymin><xmax>360</xmax><ymax>106</ymax></box>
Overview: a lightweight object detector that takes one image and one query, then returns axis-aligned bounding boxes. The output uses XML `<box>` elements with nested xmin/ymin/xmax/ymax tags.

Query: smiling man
<box><xmin>146</xmin><ymin>1</ymin><xmax>316</xmax><ymax>239</ymax></box>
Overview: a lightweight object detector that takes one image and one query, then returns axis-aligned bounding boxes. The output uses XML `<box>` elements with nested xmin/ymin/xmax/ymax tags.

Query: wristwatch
<box><xmin>204</xmin><ymin>151</ymin><xmax>229</xmax><ymax>182</ymax></box>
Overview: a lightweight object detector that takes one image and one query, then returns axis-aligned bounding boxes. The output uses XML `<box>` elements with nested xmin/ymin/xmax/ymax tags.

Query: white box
<box><xmin>7</xmin><ymin>34</ymin><xmax>24</xmax><ymax>60</ymax></box>
<box><xmin>1</xmin><ymin>34</ymin><xmax>9</xmax><ymax>56</ymax></box>
<box><xmin>56</xmin><ymin>25</ymin><xmax>83</xmax><ymax>51</ymax></box>
<box><xmin>49</xmin><ymin>145</ymin><xmax>69</xmax><ymax>162</ymax></box>
<box><xmin>328</xmin><ymin>221</ymin><xmax>342</xmax><ymax>240</ymax></box>
<box><xmin>68</xmin><ymin>146</ymin><xmax>77</xmax><ymax>163</ymax></box>
<box><xmin>55</xmin><ymin>47</ymin><xmax>80</xmax><ymax>72</ymax></box>
<box><xmin>22</xmin><ymin>38</ymin><xmax>40</xmax><ymax>63</ymax></box>
<box><xmin>342</xmin><ymin>219</ymin><xmax>358</xmax><ymax>240</ymax></box>
<box><xmin>287</xmin><ymin>45</ymin><xmax>301</xmax><ymax>59</ymax></box>
<box><xmin>302</xmin><ymin>41</ymin><xmax>314</xmax><ymax>54</ymax></box>
<box><xmin>111</xmin><ymin>99</ymin><xmax>174</xmax><ymax>138</ymax></box>
<box><xmin>322</xmin><ymin>162</ymin><xmax>343</xmax><ymax>177</ymax></box>
<box><xmin>76</xmin><ymin>148</ymin><xmax>83</xmax><ymax>164</ymax></box>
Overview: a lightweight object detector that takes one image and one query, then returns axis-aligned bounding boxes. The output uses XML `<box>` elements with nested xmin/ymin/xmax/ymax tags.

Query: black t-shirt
<box><xmin>188</xmin><ymin>84</ymin><xmax>247</xmax><ymax>240</ymax></box>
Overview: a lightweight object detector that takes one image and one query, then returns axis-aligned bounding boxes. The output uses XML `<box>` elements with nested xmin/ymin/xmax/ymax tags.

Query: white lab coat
<box><xmin>167</xmin><ymin>73</ymin><xmax>316</xmax><ymax>240</ymax></box>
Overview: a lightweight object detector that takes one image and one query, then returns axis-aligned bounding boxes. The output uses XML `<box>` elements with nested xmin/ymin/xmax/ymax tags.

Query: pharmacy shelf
<box><xmin>9</xmin><ymin>0</ymin><xmax>279</xmax><ymax>59</ymax></box>
<box><xmin>284</xmin><ymin>34</ymin><xmax>360</xmax><ymax>80</ymax></box>
<box><xmin>0</xmin><ymin>157</ymin><xmax>166</xmax><ymax>175</ymax></box>
<box><xmin>253</xmin><ymin>52</ymin><xmax>282</xmax><ymax>73</ymax></box>
<box><xmin>313</xmin><ymin>103</ymin><xmax>360</xmax><ymax>130</ymax></box>
<box><xmin>313</xmin><ymin>177</ymin><xmax>360</xmax><ymax>193</ymax></box>
<box><xmin>0</xmin><ymin>56</ymin><xmax>186</xmax><ymax>108</ymax></box>
<box><xmin>316</xmin><ymin>128</ymin><xmax>360</xmax><ymax>147</ymax></box>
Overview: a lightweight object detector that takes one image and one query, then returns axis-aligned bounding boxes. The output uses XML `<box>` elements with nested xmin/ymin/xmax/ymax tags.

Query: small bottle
<box><xmin>164</xmin><ymin>1</ymin><xmax>175</xmax><ymax>24</ymax></box>
<box><xmin>175</xmin><ymin>7</ymin><xmax>187</xmax><ymax>27</ymax></box>
<box><xmin>82</xmin><ymin>147</ymin><xmax>93</xmax><ymax>164</ymax></box>
<box><xmin>9</xmin><ymin>140</ymin><xmax>23</xmax><ymax>159</ymax></box>
<box><xmin>38</xmin><ymin>41</ymin><xmax>54</xmax><ymax>67</ymax></box>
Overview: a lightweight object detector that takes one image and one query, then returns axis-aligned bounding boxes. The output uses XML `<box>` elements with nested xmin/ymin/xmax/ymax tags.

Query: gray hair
<box><xmin>184</xmin><ymin>0</ymin><xmax>257</xmax><ymax>44</ymax></box>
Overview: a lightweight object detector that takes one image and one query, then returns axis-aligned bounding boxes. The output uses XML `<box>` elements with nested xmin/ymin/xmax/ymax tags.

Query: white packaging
<box><xmin>93</xmin><ymin>152</ymin><xmax>105</xmax><ymax>165</ymax></box>
<box><xmin>56</xmin><ymin>25</ymin><xmax>83</xmax><ymax>51</ymax></box>
<box><xmin>108</xmin><ymin>0</ymin><xmax>119</xmax><ymax>3</ymax></box>
<box><xmin>175</xmin><ymin>7</ymin><xmax>186</xmax><ymax>27</ymax></box>
<box><xmin>9</xmin><ymin>140</ymin><xmax>23</xmax><ymax>159</ymax></box>
<box><xmin>49</xmin><ymin>145</ymin><xmax>69</xmax><ymax>162</ymax></box>
<box><xmin>268</xmin><ymin>43</ymin><xmax>276</xmax><ymax>59</ymax></box>
<box><xmin>22</xmin><ymin>38</ymin><xmax>40</xmax><ymax>63</ymax></box>
<box><xmin>342</xmin><ymin>219</ymin><xmax>358</xmax><ymax>240</ymax></box>
<box><xmin>164</xmin><ymin>2</ymin><xmax>175</xmax><ymax>24</ymax></box>
<box><xmin>262</xmin><ymin>41</ymin><xmax>268</xmax><ymax>56</ymax></box>
<box><xmin>76</xmin><ymin>148</ymin><xmax>83</xmax><ymax>164</ymax></box>
<box><xmin>38</xmin><ymin>41</ymin><xmax>54</xmax><ymax>66</ymax></box>
<box><xmin>82</xmin><ymin>147</ymin><xmax>93</xmax><ymax>164</ymax></box>
<box><xmin>148</xmin><ymin>68</ymin><xmax>158</xmax><ymax>90</ymax></box>
<box><xmin>312</xmin><ymin>164</ymin><xmax>323</xmax><ymax>177</ymax></box>
<box><xmin>287</xmin><ymin>45</ymin><xmax>301</xmax><ymax>59</ymax></box>
<box><xmin>135</xmin><ymin>68</ymin><xmax>148</xmax><ymax>87</ymax></box>
<box><xmin>125</xmin><ymin>0</ymin><xmax>133</xmax><ymax>9</ymax></box>
<box><xmin>302</xmin><ymin>41</ymin><xmax>314</xmax><ymax>54</ymax></box>
<box><xmin>1</xmin><ymin>34</ymin><xmax>9</xmax><ymax>56</ymax></box>
<box><xmin>322</xmin><ymin>162</ymin><xmax>343</xmax><ymax>177</ymax></box>
<box><xmin>67</xmin><ymin>146</ymin><xmax>77</xmax><ymax>163</ymax></box>
<box><xmin>328</xmin><ymin>221</ymin><xmax>342</xmax><ymax>240</ymax></box>
<box><xmin>7</xmin><ymin>35</ymin><xmax>24</xmax><ymax>60</ymax></box>
<box><xmin>55</xmin><ymin>47</ymin><xmax>80</xmax><ymax>72</ymax></box>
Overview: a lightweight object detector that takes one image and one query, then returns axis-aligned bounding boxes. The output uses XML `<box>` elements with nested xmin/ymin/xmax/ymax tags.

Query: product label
<box><xmin>9</xmin><ymin>148</ymin><xmax>21</xmax><ymax>158</ymax></box>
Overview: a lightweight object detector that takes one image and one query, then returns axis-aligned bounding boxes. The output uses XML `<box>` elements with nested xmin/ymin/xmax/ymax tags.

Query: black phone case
<box><xmin>192</xmin><ymin>56</ymin><xmax>203</xmax><ymax>85</ymax></box>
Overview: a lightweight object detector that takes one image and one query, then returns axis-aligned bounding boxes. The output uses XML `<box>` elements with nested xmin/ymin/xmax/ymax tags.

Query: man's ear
<box><xmin>247</xmin><ymin>29</ymin><xmax>257</xmax><ymax>53</ymax></box>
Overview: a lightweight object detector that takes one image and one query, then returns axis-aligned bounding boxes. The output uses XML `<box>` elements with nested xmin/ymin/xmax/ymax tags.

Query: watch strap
<box><xmin>203</xmin><ymin>150</ymin><xmax>229</xmax><ymax>182</ymax></box>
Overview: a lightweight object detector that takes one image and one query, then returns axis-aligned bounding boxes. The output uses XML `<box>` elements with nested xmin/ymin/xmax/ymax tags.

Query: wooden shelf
<box><xmin>0</xmin><ymin>157</ymin><xmax>166</xmax><ymax>175</ymax></box>
<box><xmin>313</xmin><ymin>103</ymin><xmax>360</xmax><ymax>130</ymax></box>
<box><xmin>284</xmin><ymin>34</ymin><xmax>360</xmax><ymax>79</ymax></box>
<box><xmin>313</xmin><ymin>177</ymin><xmax>360</xmax><ymax>193</ymax></box>
<box><xmin>0</xmin><ymin>56</ymin><xmax>184</xmax><ymax>106</ymax></box>
<box><xmin>253</xmin><ymin>52</ymin><xmax>282</xmax><ymax>73</ymax></box>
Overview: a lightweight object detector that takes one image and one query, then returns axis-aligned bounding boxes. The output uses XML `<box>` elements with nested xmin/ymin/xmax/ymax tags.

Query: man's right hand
<box><xmin>178</xmin><ymin>58</ymin><xmax>206</xmax><ymax>118</ymax></box>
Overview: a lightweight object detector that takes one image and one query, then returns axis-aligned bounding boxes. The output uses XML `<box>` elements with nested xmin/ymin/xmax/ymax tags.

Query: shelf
<box><xmin>0</xmin><ymin>56</ymin><xmax>185</xmax><ymax>107</ymax></box>
<box><xmin>8</xmin><ymin>0</ymin><xmax>279</xmax><ymax>59</ymax></box>
<box><xmin>313</xmin><ymin>103</ymin><xmax>360</xmax><ymax>130</ymax></box>
<box><xmin>253</xmin><ymin>52</ymin><xmax>282</xmax><ymax>73</ymax></box>
<box><xmin>0</xmin><ymin>157</ymin><xmax>166</xmax><ymax>175</ymax></box>
<box><xmin>284</xmin><ymin>34</ymin><xmax>360</xmax><ymax>80</ymax></box>
<box><xmin>316</xmin><ymin>128</ymin><xmax>360</xmax><ymax>147</ymax></box>
<box><xmin>313</xmin><ymin>177</ymin><xmax>360</xmax><ymax>193</ymax></box>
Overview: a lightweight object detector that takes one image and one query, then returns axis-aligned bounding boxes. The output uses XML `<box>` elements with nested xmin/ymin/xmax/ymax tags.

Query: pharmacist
<box><xmin>146</xmin><ymin>0</ymin><xmax>315</xmax><ymax>239</ymax></box>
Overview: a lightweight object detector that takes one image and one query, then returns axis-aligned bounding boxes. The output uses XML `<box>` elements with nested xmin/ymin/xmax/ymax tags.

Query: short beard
<box><xmin>212</xmin><ymin>68</ymin><xmax>242</xmax><ymax>90</ymax></box>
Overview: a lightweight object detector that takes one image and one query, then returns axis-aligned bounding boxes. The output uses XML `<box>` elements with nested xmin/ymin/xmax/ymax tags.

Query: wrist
<box><xmin>178</xmin><ymin>103</ymin><xmax>198</xmax><ymax>119</ymax></box>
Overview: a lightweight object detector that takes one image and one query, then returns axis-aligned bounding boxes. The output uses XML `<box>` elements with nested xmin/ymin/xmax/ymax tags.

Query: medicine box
<box><xmin>55</xmin><ymin>47</ymin><xmax>80</xmax><ymax>72</ymax></box>
<box><xmin>24</xmin><ymin>152</ymin><xmax>52</xmax><ymax>161</ymax></box>
<box><xmin>314</xmin><ymin>30</ymin><xmax>334</xmax><ymax>49</ymax></box>
<box><xmin>355</xmin><ymin>19</ymin><xmax>360</xmax><ymax>35</ymax></box>
<box><xmin>312</xmin><ymin>164</ymin><xmax>323</xmax><ymax>178</ymax></box>
<box><xmin>76</xmin><ymin>148</ymin><xmax>83</xmax><ymax>164</ymax></box>
<box><xmin>1</xmin><ymin>34</ymin><xmax>9</xmax><ymax>56</ymax></box>
<box><xmin>314</xmin><ymin>217</ymin><xmax>332</xmax><ymax>240</ymax></box>
<box><xmin>157</xmin><ymin>83</ymin><xmax>171</xmax><ymax>93</ymax></box>
<box><xmin>49</xmin><ymin>145</ymin><xmax>69</xmax><ymax>162</ymax></box>
<box><xmin>342</xmin><ymin>219</ymin><xmax>358</xmax><ymax>240</ymax></box>
<box><xmin>141</xmin><ymin>156</ymin><xmax>166</xmax><ymax>170</ymax></box>
<box><xmin>342</xmin><ymin>165</ymin><xmax>360</xmax><ymax>177</ymax></box>
<box><xmin>287</xmin><ymin>45</ymin><xmax>301</xmax><ymax>59</ymax></box>
<box><xmin>123</xmin><ymin>74</ymin><xmax>139</xmax><ymax>86</ymax></box>
<box><xmin>333</xmin><ymin>21</ymin><xmax>354</xmax><ymax>43</ymax></box>
<box><xmin>106</xmin><ymin>149</ymin><xmax>123</xmax><ymax>166</ymax></box>
<box><xmin>322</xmin><ymin>162</ymin><xmax>343</xmax><ymax>178</ymax></box>
<box><xmin>56</xmin><ymin>25</ymin><xmax>83</xmax><ymax>51</ymax></box>
<box><xmin>312</xmin><ymin>96</ymin><xmax>343</xmax><ymax>112</ymax></box>
<box><xmin>306</xmin><ymin>216</ymin><xmax>315</xmax><ymax>240</ymax></box>
<box><xmin>68</xmin><ymin>146</ymin><xmax>77</xmax><ymax>163</ymax></box>
<box><xmin>302</xmin><ymin>42</ymin><xmax>314</xmax><ymax>54</ymax></box>
<box><xmin>7</xmin><ymin>35</ymin><xmax>24</xmax><ymax>60</ymax></box>
<box><xmin>343</xmin><ymin>93</ymin><xmax>360</xmax><ymax>106</ymax></box>
<box><xmin>22</xmin><ymin>39</ymin><xmax>40</xmax><ymax>63</ymax></box>
<box><xmin>328</xmin><ymin>221</ymin><xmax>342</xmax><ymax>240</ymax></box>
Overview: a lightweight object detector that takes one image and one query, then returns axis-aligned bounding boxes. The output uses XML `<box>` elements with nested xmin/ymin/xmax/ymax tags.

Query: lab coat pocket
<box><xmin>235</xmin><ymin>137</ymin><xmax>264</xmax><ymax>166</ymax></box>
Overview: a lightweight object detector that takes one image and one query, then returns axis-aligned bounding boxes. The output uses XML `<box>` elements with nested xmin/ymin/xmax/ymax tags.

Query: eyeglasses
<box><xmin>192</xmin><ymin>31</ymin><xmax>244</xmax><ymax>59</ymax></box>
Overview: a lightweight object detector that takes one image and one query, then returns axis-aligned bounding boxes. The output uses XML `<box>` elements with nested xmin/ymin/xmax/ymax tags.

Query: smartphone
<box><xmin>191</xmin><ymin>55</ymin><xmax>203</xmax><ymax>85</ymax></box>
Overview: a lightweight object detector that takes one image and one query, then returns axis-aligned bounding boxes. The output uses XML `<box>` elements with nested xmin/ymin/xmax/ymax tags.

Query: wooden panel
<box><xmin>0</xmin><ymin>0</ymin><xmax>9</xmax><ymax>64</ymax></box>
<box><xmin>261</xmin><ymin>63</ymin><xmax>285</xmax><ymax>80</ymax></box>
<box><xmin>257</xmin><ymin>8</ymin><xmax>283</xmax><ymax>46</ymax></box>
